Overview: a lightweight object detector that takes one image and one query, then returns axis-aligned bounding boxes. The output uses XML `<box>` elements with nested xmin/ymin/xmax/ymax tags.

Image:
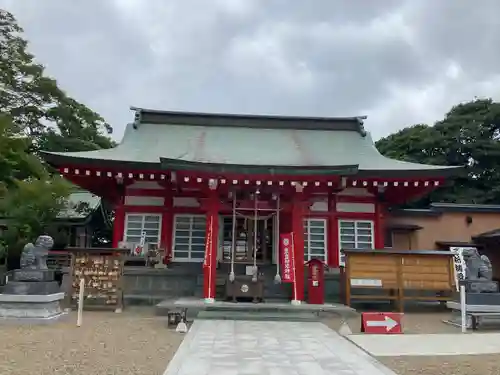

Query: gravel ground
<box><xmin>3</xmin><ymin>307</ymin><xmax>500</xmax><ymax>375</ymax></box>
<box><xmin>322</xmin><ymin>310</ymin><xmax>460</xmax><ymax>334</ymax></box>
<box><xmin>379</xmin><ymin>355</ymin><xmax>500</xmax><ymax>375</ymax></box>
<box><xmin>0</xmin><ymin>309</ymin><xmax>184</xmax><ymax>375</ymax></box>
<box><xmin>324</xmin><ymin>310</ymin><xmax>500</xmax><ymax>375</ymax></box>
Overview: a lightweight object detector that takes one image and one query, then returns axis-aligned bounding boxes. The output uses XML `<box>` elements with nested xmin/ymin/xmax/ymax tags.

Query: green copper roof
<box><xmin>57</xmin><ymin>191</ymin><xmax>101</xmax><ymax>220</ymax></box>
<box><xmin>0</xmin><ymin>191</ymin><xmax>100</xmax><ymax>223</ymax></box>
<box><xmin>41</xmin><ymin>109</ymin><xmax>460</xmax><ymax>177</ymax></box>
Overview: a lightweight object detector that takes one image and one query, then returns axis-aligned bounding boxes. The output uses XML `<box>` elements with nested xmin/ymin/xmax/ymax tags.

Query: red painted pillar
<box><xmin>161</xmin><ymin>194</ymin><xmax>173</xmax><ymax>263</ymax></box>
<box><xmin>374</xmin><ymin>202</ymin><xmax>385</xmax><ymax>249</ymax></box>
<box><xmin>328</xmin><ymin>193</ymin><xmax>339</xmax><ymax>267</ymax></box>
<box><xmin>203</xmin><ymin>191</ymin><xmax>219</xmax><ymax>302</ymax></box>
<box><xmin>291</xmin><ymin>193</ymin><xmax>305</xmax><ymax>303</ymax></box>
<box><xmin>112</xmin><ymin>198</ymin><xmax>125</xmax><ymax>248</ymax></box>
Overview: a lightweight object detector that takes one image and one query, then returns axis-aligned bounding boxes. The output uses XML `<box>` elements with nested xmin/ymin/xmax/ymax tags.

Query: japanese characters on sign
<box><xmin>450</xmin><ymin>247</ymin><xmax>470</xmax><ymax>291</ymax></box>
<box><xmin>280</xmin><ymin>233</ymin><xmax>295</xmax><ymax>283</ymax></box>
<box><xmin>311</xmin><ymin>264</ymin><xmax>319</xmax><ymax>281</ymax></box>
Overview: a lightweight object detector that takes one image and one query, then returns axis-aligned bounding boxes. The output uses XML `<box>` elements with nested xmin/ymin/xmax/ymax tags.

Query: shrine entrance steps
<box><xmin>196</xmin><ymin>309</ymin><xmax>320</xmax><ymax>322</ymax></box>
<box><xmin>155</xmin><ymin>297</ymin><xmax>356</xmax><ymax>322</ymax></box>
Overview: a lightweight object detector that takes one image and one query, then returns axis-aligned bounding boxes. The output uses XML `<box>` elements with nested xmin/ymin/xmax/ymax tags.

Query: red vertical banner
<box><xmin>280</xmin><ymin>233</ymin><xmax>295</xmax><ymax>283</ymax></box>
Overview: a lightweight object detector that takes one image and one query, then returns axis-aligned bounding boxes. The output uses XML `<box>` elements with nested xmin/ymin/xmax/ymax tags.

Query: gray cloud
<box><xmin>2</xmin><ymin>0</ymin><xmax>500</xmax><ymax>141</ymax></box>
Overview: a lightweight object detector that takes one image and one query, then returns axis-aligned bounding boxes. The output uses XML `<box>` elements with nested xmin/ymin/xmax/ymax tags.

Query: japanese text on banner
<box><xmin>280</xmin><ymin>233</ymin><xmax>295</xmax><ymax>283</ymax></box>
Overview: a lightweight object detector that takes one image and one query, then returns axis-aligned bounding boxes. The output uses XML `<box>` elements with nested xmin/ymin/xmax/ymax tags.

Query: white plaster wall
<box><xmin>336</xmin><ymin>202</ymin><xmax>375</xmax><ymax>213</ymax></box>
<box><xmin>124</xmin><ymin>196</ymin><xmax>165</xmax><ymax>206</ymax></box>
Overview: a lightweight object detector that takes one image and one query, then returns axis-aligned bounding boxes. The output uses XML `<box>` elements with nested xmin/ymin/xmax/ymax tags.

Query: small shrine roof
<box><xmin>41</xmin><ymin>108</ymin><xmax>461</xmax><ymax>177</ymax></box>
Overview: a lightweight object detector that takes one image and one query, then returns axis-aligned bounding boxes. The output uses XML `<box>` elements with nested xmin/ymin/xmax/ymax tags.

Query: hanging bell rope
<box><xmin>274</xmin><ymin>194</ymin><xmax>282</xmax><ymax>284</ymax></box>
<box><xmin>252</xmin><ymin>191</ymin><xmax>258</xmax><ymax>282</ymax></box>
<box><xmin>235</xmin><ymin>211</ymin><xmax>275</xmax><ymax>221</ymax></box>
<box><xmin>229</xmin><ymin>191</ymin><xmax>236</xmax><ymax>282</ymax></box>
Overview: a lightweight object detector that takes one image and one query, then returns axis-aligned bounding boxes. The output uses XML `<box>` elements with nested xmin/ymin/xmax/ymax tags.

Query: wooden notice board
<box><xmin>343</xmin><ymin>249</ymin><xmax>454</xmax><ymax>312</ymax></box>
<box><xmin>66</xmin><ymin>248</ymin><xmax>128</xmax><ymax>312</ymax></box>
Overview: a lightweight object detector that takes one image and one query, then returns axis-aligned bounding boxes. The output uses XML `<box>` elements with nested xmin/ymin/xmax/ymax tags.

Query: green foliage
<box><xmin>0</xmin><ymin>115</ymin><xmax>46</xmax><ymax>186</ymax></box>
<box><xmin>0</xmin><ymin>177</ymin><xmax>72</xmax><ymax>239</ymax></box>
<box><xmin>376</xmin><ymin>98</ymin><xmax>500</xmax><ymax>206</ymax></box>
<box><xmin>0</xmin><ymin>9</ymin><xmax>115</xmax><ymax>258</ymax></box>
<box><xmin>0</xmin><ymin>9</ymin><xmax>115</xmax><ymax>152</ymax></box>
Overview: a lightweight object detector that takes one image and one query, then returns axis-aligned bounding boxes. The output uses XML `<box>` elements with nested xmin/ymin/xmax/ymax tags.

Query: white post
<box><xmin>460</xmin><ymin>284</ymin><xmax>467</xmax><ymax>333</ymax></box>
<box><xmin>77</xmin><ymin>278</ymin><xmax>84</xmax><ymax>327</ymax></box>
<box><xmin>290</xmin><ymin>232</ymin><xmax>300</xmax><ymax>305</ymax></box>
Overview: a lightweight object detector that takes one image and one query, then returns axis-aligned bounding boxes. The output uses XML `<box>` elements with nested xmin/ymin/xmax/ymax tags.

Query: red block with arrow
<box><xmin>361</xmin><ymin>312</ymin><xmax>403</xmax><ymax>334</ymax></box>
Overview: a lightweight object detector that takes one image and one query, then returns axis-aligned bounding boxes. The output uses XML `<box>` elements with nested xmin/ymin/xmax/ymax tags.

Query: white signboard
<box><xmin>449</xmin><ymin>247</ymin><xmax>473</xmax><ymax>291</ymax></box>
<box><xmin>139</xmin><ymin>231</ymin><xmax>146</xmax><ymax>247</ymax></box>
<box><xmin>132</xmin><ymin>231</ymin><xmax>147</xmax><ymax>256</ymax></box>
<box><xmin>339</xmin><ymin>250</ymin><xmax>345</xmax><ymax>268</ymax></box>
<box><xmin>350</xmin><ymin>278</ymin><xmax>383</xmax><ymax>287</ymax></box>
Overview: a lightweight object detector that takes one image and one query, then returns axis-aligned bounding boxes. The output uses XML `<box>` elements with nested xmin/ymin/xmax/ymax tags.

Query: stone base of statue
<box><xmin>464</xmin><ymin>280</ymin><xmax>499</xmax><ymax>294</ymax></box>
<box><xmin>3</xmin><ymin>269</ymin><xmax>60</xmax><ymax>295</ymax></box>
<box><xmin>11</xmin><ymin>269</ymin><xmax>55</xmax><ymax>282</ymax></box>
<box><xmin>0</xmin><ymin>293</ymin><xmax>67</xmax><ymax>324</ymax></box>
<box><xmin>0</xmin><ymin>235</ymin><xmax>67</xmax><ymax>324</ymax></box>
<box><xmin>446</xmin><ymin>280</ymin><xmax>500</xmax><ymax>329</ymax></box>
<box><xmin>3</xmin><ymin>281</ymin><xmax>60</xmax><ymax>295</ymax></box>
<box><xmin>449</xmin><ymin>280</ymin><xmax>500</xmax><ymax>307</ymax></box>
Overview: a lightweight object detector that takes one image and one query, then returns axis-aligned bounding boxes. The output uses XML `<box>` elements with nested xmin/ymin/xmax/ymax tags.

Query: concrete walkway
<box><xmin>350</xmin><ymin>332</ymin><xmax>500</xmax><ymax>356</ymax></box>
<box><xmin>163</xmin><ymin>320</ymin><xmax>397</xmax><ymax>375</ymax></box>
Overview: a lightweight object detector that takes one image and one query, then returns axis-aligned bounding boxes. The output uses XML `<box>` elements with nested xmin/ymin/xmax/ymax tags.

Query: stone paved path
<box><xmin>163</xmin><ymin>320</ymin><xmax>398</xmax><ymax>375</ymax></box>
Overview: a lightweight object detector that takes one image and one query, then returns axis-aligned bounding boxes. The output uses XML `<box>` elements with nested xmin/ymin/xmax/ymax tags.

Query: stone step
<box><xmin>196</xmin><ymin>310</ymin><xmax>320</xmax><ymax>322</ymax></box>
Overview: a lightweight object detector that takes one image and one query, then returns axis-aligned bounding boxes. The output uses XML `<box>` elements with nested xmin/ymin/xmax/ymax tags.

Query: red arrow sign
<box><xmin>361</xmin><ymin>312</ymin><xmax>403</xmax><ymax>334</ymax></box>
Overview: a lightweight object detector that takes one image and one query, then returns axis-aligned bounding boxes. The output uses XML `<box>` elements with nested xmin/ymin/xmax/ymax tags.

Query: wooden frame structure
<box><xmin>66</xmin><ymin>248</ymin><xmax>128</xmax><ymax>312</ymax></box>
<box><xmin>343</xmin><ymin>249</ymin><xmax>455</xmax><ymax>312</ymax></box>
<box><xmin>41</xmin><ymin>108</ymin><xmax>458</xmax><ymax>304</ymax></box>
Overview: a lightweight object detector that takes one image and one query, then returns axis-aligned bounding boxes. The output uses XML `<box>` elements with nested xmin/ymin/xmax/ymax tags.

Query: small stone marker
<box><xmin>338</xmin><ymin>321</ymin><xmax>352</xmax><ymax>336</ymax></box>
<box><xmin>176</xmin><ymin>321</ymin><xmax>188</xmax><ymax>333</ymax></box>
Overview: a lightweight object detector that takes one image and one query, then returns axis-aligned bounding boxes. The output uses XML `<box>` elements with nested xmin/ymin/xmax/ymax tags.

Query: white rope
<box><xmin>229</xmin><ymin>192</ymin><xmax>236</xmax><ymax>282</ymax></box>
<box><xmin>252</xmin><ymin>192</ymin><xmax>258</xmax><ymax>282</ymax></box>
<box><xmin>235</xmin><ymin>211</ymin><xmax>275</xmax><ymax>220</ymax></box>
<box><xmin>274</xmin><ymin>194</ymin><xmax>282</xmax><ymax>284</ymax></box>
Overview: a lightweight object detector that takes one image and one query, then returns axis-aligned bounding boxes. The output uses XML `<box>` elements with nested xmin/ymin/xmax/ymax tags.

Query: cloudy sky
<box><xmin>2</xmin><ymin>0</ymin><xmax>500</xmax><ymax>141</ymax></box>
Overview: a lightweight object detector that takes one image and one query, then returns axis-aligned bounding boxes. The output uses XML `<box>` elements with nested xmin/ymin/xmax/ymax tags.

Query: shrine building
<box><xmin>41</xmin><ymin>108</ymin><xmax>458</xmax><ymax>304</ymax></box>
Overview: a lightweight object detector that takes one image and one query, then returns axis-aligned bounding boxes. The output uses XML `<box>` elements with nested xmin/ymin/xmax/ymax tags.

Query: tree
<box><xmin>0</xmin><ymin>9</ymin><xmax>115</xmax><ymax>261</ymax></box>
<box><xmin>376</xmin><ymin>98</ymin><xmax>500</xmax><ymax>206</ymax></box>
<box><xmin>0</xmin><ymin>115</ymin><xmax>74</xmax><ymax>265</ymax></box>
<box><xmin>0</xmin><ymin>9</ymin><xmax>114</xmax><ymax>152</ymax></box>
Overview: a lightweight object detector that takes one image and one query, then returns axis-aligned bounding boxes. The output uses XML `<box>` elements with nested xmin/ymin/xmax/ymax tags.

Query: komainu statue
<box><xmin>19</xmin><ymin>235</ymin><xmax>54</xmax><ymax>270</ymax></box>
<box><xmin>461</xmin><ymin>247</ymin><xmax>497</xmax><ymax>293</ymax></box>
<box><xmin>462</xmin><ymin>247</ymin><xmax>493</xmax><ymax>281</ymax></box>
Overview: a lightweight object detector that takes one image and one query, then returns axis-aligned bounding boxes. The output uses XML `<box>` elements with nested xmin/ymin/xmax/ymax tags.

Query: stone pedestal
<box><xmin>0</xmin><ymin>268</ymin><xmax>67</xmax><ymax>324</ymax></box>
<box><xmin>464</xmin><ymin>280</ymin><xmax>499</xmax><ymax>294</ymax></box>
<box><xmin>0</xmin><ymin>293</ymin><xmax>67</xmax><ymax>323</ymax></box>
<box><xmin>464</xmin><ymin>292</ymin><xmax>500</xmax><ymax>306</ymax></box>
<box><xmin>447</xmin><ymin>290</ymin><xmax>500</xmax><ymax>329</ymax></box>
<box><xmin>3</xmin><ymin>281</ymin><xmax>60</xmax><ymax>295</ymax></box>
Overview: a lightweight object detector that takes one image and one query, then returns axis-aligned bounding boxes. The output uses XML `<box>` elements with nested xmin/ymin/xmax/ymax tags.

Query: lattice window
<box><xmin>123</xmin><ymin>214</ymin><xmax>162</xmax><ymax>252</ymax></box>
<box><xmin>172</xmin><ymin>215</ymin><xmax>206</xmax><ymax>261</ymax></box>
<box><xmin>303</xmin><ymin>218</ymin><xmax>327</xmax><ymax>263</ymax></box>
<box><xmin>338</xmin><ymin>220</ymin><xmax>374</xmax><ymax>266</ymax></box>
